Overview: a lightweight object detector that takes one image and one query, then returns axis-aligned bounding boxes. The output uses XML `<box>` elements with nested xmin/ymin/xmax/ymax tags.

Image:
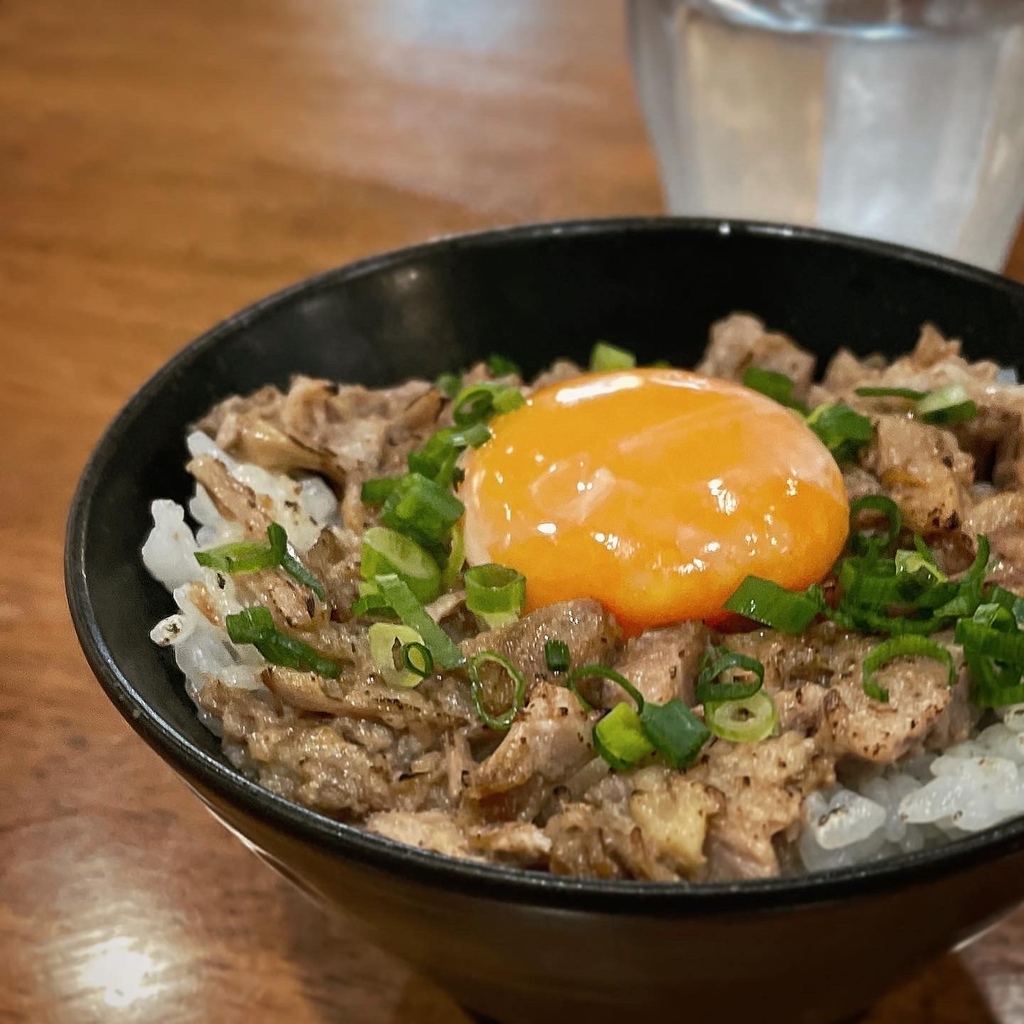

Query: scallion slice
<box><xmin>917</xmin><ymin>384</ymin><xmax>978</xmax><ymax>426</ymax></box>
<box><xmin>196</xmin><ymin>523</ymin><xmax>325</xmax><ymax>600</ymax></box>
<box><xmin>564</xmin><ymin>664</ymin><xmax>644</xmax><ymax>714</ymax></box>
<box><xmin>855</xmin><ymin>386</ymin><xmax>928</xmax><ymax>401</ymax></box>
<box><xmin>360</xmin><ymin>526</ymin><xmax>442</xmax><ymax>605</ymax></box>
<box><xmin>435</xmin><ymin>372</ymin><xmax>462</xmax><ymax>398</ymax></box>
<box><xmin>439</xmin><ymin>522</ymin><xmax>466</xmax><ymax>593</ymax></box>
<box><xmin>723</xmin><ymin>576</ymin><xmax>823</xmax><ymax>634</ymax></box>
<box><xmin>696</xmin><ymin>648</ymin><xmax>765</xmax><ymax>705</ymax></box>
<box><xmin>592</xmin><ymin>703</ymin><xmax>654</xmax><ymax>770</ymax></box>
<box><xmin>368</xmin><ymin>622</ymin><xmax>429</xmax><ymax>689</ymax></box>
<box><xmin>451</xmin><ymin>382</ymin><xmax>525</xmax><ymax>427</ymax></box>
<box><xmin>589</xmin><ymin>341</ymin><xmax>636</xmax><ymax>372</ymax></box>
<box><xmin>401</xmin><ymin>642</ymin><xmax>435</xmax><ymax>678</ymax></box>
<box><xmin>705</xmin><ymin>691</ymin><xmax>778</xmax><ymax>743</ymax></box>
<box><xmin>373</xmin><ymin>573</ymin><xmax>465</xmax><ymax>670</ymax></box>
<box><xmin>742</xmin><ymin>367</ymin><xmax>807</xmax><ymax>412</ymax></box>
<box><xmin>955</xmin><ymin>617</ymin><xmax>1024</xmax><ymax>663</ymax></box>
<box><xmin>351</xmin><ymin>580</ymin><xmax>392</xmax><ymax>618</ymax></box>
<box><xmin>225</xmin><ymin>605</ymin><xmax>340</xmax><ymax>678</ymax></box>
<box><xmin>468</xmin><ymin>650</ymin><xmax>527</xmax><ymax>730</ymax></box>
<box><xmin>464</xmin><ymin>563</ymin><xmax>527</xmax><ymax>628</ymax></box>
<box><xmin>639</xmin><ymin>698</ymin><xmax>711</xmax><ymax>768</ymax></box>
<box><xmin>861</xmin><ymin>635</ymin><xmax>955</xmax><ymax>703</ymax></box>
<box><xmin>486</xmin><ymin>354</ymin><xmax>522</xmax><ymax>378</ymax></box>
<box><xmin>849</xmin><ymin>494</ymin><xmax>902</xmax><ymax>554</ymax></box>
<box><xmin>408</xmin><ymin>423</ymin><xmax>492</xmax><ymax>486</ymax></box>
<box><xmin>268</xmin><ymin>522</ymin><xmax>327</xmax><ymax>601</ymax></box>
<box><xmin>566</xmin><ymin>664</ymin><xmax>711</xmax><ymax>770</ymax></box>
<box><xmin>985</xmin><ymin>585</ymin><xmax>1024</xmax><ymax>627</ymax></box>
<box><xmin>544</xmin><ymin>638</ymin><xmax>571</xmax><ymax>674</ymax></box>
<box><xmin>895</xmin><ymin>547</ymin><xmax>947</xmax><ymax>582</ymax></box>
<box><xmin>195</xmin><ymin>539</ymin><xmax>280</xmax><ymax>574</ymax></box>
<box><xmin>380</xmin><ymin>472</ymin><xmax>465</xmax><ymax>549</ymax></box>
<box><xmin>361</xmin><ymin>476</ymin><xmax>401</xmax><ymax>506</ymax></box>
<box><xmin>806</xmin><ymin>402</ymin><xmax>874</xmax><ymax>463</ymax></box>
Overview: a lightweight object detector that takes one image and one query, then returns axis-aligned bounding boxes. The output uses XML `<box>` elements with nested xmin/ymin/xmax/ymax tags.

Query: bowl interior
<box><xmin>67</xmin><ymin>217</ymin><xmax>1024</xmax><ymax>900</ymax></box>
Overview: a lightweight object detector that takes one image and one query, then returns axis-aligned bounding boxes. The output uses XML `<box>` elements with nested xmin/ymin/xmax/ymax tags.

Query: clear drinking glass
<box><xmin>628</xmin><ymin>0</ymin><xmax>1024</xmax><ymax>270</ymax></box>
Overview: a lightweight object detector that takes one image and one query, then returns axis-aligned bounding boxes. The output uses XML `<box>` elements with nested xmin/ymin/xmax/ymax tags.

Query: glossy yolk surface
<box><xmin>460</xmin><ymin>368</ymin><xmax>849</xmax><ymax>635</ymax></box>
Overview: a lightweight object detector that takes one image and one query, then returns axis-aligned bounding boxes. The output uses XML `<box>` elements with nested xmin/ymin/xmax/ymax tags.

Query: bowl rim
<box><xmin>66</xmin><ymin>215</ymin><xmax>1024</xmax><ymax>913</ymax></box>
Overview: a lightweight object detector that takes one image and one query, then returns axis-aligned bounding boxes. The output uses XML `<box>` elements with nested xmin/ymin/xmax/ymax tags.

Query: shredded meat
<box><xmin>461</xmin><ymin>600</ymin><xmax>621</xmax><ymax>690</ymax></box>
<box><xmin>696</xmin><ymin>313</ymin><xmax>815</xmax><ymax>402</ymax></box>
<box><xmin>160</xmin><ymin>326</ymin><xmax>1024</xmax><ymax>883</ymax></box>
<box><xmin>690</xmin><ymin>733</ymin><xmax>835</xmax><ymax>879</ymax></box>
<box><xmin>607</xmin><ymin>622</ymin><xmax>709</xmax><ymax>707</ymax></box>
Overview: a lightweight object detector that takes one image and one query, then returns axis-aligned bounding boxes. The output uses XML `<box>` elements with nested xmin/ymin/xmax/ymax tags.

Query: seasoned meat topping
<box><xmin>148</xmin><ymin>325</ymin><xmax>1024</xmax><ymax>883</ymax></box>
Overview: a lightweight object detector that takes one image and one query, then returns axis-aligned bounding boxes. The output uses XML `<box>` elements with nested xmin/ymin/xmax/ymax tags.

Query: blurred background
<box><xmin>2</xmin><ymin>1</ymin><xmax>1023</xmax><ymax>1022</ymax></box>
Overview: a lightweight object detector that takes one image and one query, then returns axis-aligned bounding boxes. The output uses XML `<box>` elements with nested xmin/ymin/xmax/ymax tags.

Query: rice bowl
<box><xmin>66</xmin><ymin>219</ymin><xmax>1024</xmax><ymax>1024</ymax></box>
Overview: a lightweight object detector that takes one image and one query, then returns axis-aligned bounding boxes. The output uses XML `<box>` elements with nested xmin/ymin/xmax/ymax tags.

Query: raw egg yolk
<box><xmin>460</xmin><ymin>368</ymin><xmax>849</xmax><ymax>635</ymax></box>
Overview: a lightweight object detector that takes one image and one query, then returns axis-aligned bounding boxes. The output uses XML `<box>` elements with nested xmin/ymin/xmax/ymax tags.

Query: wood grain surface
<box><xmin>2</xmin><ymin>1</ymin><xmax>1023</xmax><ymax>1022</ymax></box>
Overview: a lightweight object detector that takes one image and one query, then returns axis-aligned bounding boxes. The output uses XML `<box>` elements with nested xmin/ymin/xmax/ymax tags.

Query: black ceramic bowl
<box><xmin>67</xmin><ymin>219</ymin><xmax>1024</xmax><ymax>1024</ymax></box>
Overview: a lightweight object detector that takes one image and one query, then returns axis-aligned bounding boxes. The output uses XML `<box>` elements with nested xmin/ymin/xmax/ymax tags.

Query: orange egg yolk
<box><xmin>459</xmin><ymin>368</ymin><xmax>849</xmax><ymax>635</ymax></box>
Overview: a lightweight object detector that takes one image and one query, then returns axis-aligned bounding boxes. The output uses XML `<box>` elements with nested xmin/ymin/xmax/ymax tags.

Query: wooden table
<box><xmin>3</xmin><ymin>1</ymin><xmax>1023</xmax><ymax>1021</ymax></box>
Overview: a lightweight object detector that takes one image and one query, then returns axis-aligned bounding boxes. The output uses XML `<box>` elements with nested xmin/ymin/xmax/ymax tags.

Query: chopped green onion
<box><xmin>723</xmin><ymin>577</ymin><xmax>824</xmax><ymax>634</ymax></box>
<box><xmin>451</xmin><ymin>382</ymin><xmax>525</xmax><ymax>427</ymax></box>
<box><xmin>861</xmin><ymin>635</ymin><xmax>955</xmax><ymax>703</ymax></box>
<box><xmin>963</xmin><ymin>653</ymin><xmax>1024</xmax><ymax>709</ymax></box>
<box><xmin>407</xmin><ymin>437</ymin><xmax>460</xmax><ymax>489</ymax></box>
<box><xmin>956</xmin><ymin>604</ymin><xmax>1024</xmax><ymax>707</ymax></box>
<box><xmin>380</xmin><ymin>472</ymin><xmax>465</xmax><ymax>549</ymax></box>
<box><xmin>855</xmin><ymin>386</ymin><xmax>928</xmax><ymax>400</ymax></box>
<box><xmin>408</xmin><ymin>423</ymin><xmax>492</xmax><ymax>487</ymax></box>
<box><xmin>955</xmin><ymin>617</ymin><xmax>1024</xmax><ymax>663</ymax></box>
<box><xmin>360</xmin><ymin>526</ymin><xmax>442</xmax><ymax>605</ymax></box>
<box><xmin>639</xmin><ymin>699</ymin><xmax>711</xmax><ymax>768</ymax></box>
<box><xmin>567</xmin><ymin>664</ymin><xmax>711</xmax><ymax>771</ymax></box>
<box><xmin>592</xmin><ymin>703</ymin><xmax>654</xmax><ymax>770</ymax></box>
<box><xmin>839</xmin><ymin>557</ymin><xmax>920</xmax><ymax>609</ymax></box>
<box><xmin>226</xmin><ymin>605</ymin><xmax>340</xmax><ymax>678</ymax></box>
<box><xmin>464</xmin><ymin>563</ymin><xmax>527</xmax><ymax>629</ymax></box>
<box><xmin>705</xmin><ymin>691</ymin><xmax>778</xmax><ymax>743</ymax></box>
<box><xmin>361</xmin><ymin>476</ymin><xmax>401</xmax><ymax>506</ymax></box>
<box><xmin>196</xmin><ymin>523</ymin><xmax>325</xmax><ymax>601</ymax></box>
<box><xmin>281</xmin><ymin>552</ymin><xmax>327</xmax><ymax>601</ymax></box>
<box><xmin>486</xmin><ymin>354</ymin><xmax>522</xmax><ymax>378</ymax></box>
<box><xmin>831</xmin><ymin>531</ymin><xmax>981</xmax><ymax>636</ymax></box>
<box><xmin>268</xmin><ymin>523</ymin><xmax>327</xmax><ymax>601</ymax></box>
<box><xmin>224</xmin><ymin>604</ymin><xmax>273</xmax><ymax>644</ymax></box>
<box><xmin>564</xmin><ymin>664</ymin><xmax>644</xmax><ymax>715</ymax></box>
<box><xmin>351</xmin><ymin>580</ymin><xmax>393</xmax><ymax>618</ymax></box>
<box><xmin>895</xmin><ymin>547</ymin><xmax>947</xmax><ymax>582</ymax></box>
<box><xmin>806</xmin><ymin>402</ymin><xmax>874</xmax><ymax>463</ymax></box>
<box><xmin>742</xmin><ymin>367</ymin><xmax>807</xmax><ymax>412</ymax></box>
<box><xmin>468</xmin><ymin>650</ymin><xmax>527</xmax><ymax>730</ymax></box>
<box><xmin>544</xmin><ymin>639</ymin><xmax>571</xmax><ymax>674</ymax></box>
<box><xmin>933</xmin><ymin>535</ymin><xmax>991</xmax><ymax>620</ymax></box>
<box><xmin>439</xmin><ymin>522</ymin><xmax>466</xmax><ymax>593</ymax></box>
<box><xmin>195</xmin><ymin>539</ymin><xmax>281</xmax><ymax>574</ymax></box>
<box><xmin>436</xmin><ymin>372</ymin><xmax>462</xmax><ymax>398</ymax></box>
<box><xmin>972</xmin><ymin>602</ymin><xmax>1018</xmax><ymax>631</ymax></box>
<box><xmin>695</xmin><ymin>649</ymin><xmax>765</xmax><ymax>705</ymax></box>
<box><xmin>849</xmin><ymin>494</ymin><xmax>902</xmax><ymax>555</ymax></box>
<box><xmin>401</xmin><ymin>641</ymin><xmax>434</xmax><ymax>678</ymax></box>
<box><xmin>369</xmin><ymin>623</ymin><xmax>428</xmax><ymax>689</ymax></box>
<box><xmin>589</xmin><ymin>341</ymin><xmax>636</xmax><ymax>372</ymax></box>
<box><xmin>374</xmin><ymin>574</ymin><xmax>465</xmax><ymax>670</ymax></box>
<box><xmin>985</xmin><ymin>585</ymin><xmax>1024</xmax><ymax>627</ymax></box>
<box><xmin>917</xmin><ymin>384</ymin><xmax>978</xmax><ymax>426</ymax></box>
